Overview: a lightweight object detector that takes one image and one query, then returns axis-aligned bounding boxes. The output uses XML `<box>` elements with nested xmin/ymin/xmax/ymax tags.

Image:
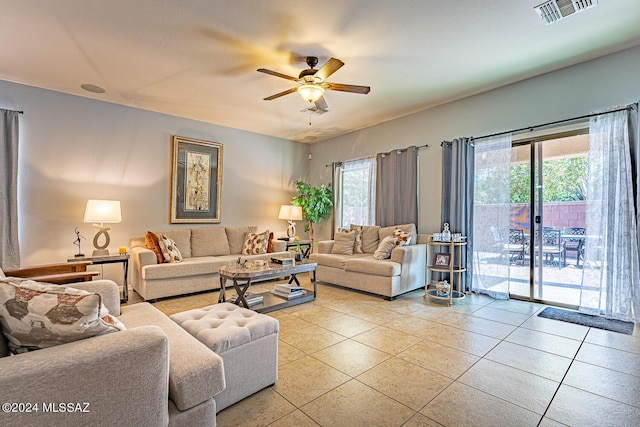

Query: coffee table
<box><xmin>217</xmin><ymin>261</ymin><xmax>317</xmax><ymax>313</ymax></box>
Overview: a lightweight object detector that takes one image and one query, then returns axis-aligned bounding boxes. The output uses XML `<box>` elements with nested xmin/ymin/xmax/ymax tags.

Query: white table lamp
<box><xmin>278</xmin><ymin>205</ymin><xmax>303</xmax><ymax>240</ymax></box>
<box><xmin>84</xmin><ymin>199</ymin><xmax>121</xmax><ymax>256</ymax></box>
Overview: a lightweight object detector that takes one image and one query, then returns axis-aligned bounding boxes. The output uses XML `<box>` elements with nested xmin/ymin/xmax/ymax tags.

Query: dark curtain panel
<box><xmin>0</xmin><ymin>109</ymin><xmax>20</xmax><ymax>269</ymax></box>
<box><xmin>441</xmin><ymin>138</ymin><xmax>474</xmax><ymax>291</ymax></box>
<box><xmin>375</xmin><ymin>147</ymin><xmax>418</xmax><ymax>227</ymax></box>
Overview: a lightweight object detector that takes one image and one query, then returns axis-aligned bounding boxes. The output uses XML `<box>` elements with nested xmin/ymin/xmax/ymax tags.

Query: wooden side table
<box><xmin>68</xmin><ymin>254</ymin><xmax>130</xmax><ymax>303</ymax></box>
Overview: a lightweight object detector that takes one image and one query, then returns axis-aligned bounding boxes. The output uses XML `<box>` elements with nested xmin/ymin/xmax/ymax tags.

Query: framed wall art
<box><xmin>170</xmin><ymin>136</ymin><xmax>223</xmax><ymax>223</ymax></box>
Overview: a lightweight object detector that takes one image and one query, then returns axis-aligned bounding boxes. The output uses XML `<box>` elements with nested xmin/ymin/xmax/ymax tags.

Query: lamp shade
<box><xmin>278</xmin><ymin>205</ymin><xmax>303</xmax><ymax>221</ymax></box>
<box><xmin>84</xmin><ymin>200</ymin><xmax>122</xmax><ymax>223</ymax></box>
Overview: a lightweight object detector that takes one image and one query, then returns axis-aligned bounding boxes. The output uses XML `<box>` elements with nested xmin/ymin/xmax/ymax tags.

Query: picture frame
<box><xmin>170</xmin><ymin>135</ymin><xmax>223</xmax><ymax>223</ymax></box>
<box><xmin>433</xmin><ymin>252</ymin><xmax>451</xmax><ymax>268</ymax></box>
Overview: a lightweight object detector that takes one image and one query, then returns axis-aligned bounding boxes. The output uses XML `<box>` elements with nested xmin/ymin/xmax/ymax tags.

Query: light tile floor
<box><xmin>126</xmin><ymin>275</ymin><xmax>640</xmax><ymax>427</ymax></box>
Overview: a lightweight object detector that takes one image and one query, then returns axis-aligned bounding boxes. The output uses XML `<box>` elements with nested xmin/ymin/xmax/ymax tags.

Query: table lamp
<box><xmin>84</xmin><ymin>199</ymin><xmax>121</xmax><ymax>256</ymax></box>
<box><xmin>278</xmin><ymin>205</ymin><xmax>303</xmax><ymax>240</ymax></box>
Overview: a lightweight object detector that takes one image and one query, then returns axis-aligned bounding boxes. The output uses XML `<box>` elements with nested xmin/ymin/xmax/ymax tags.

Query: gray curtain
<box><xmin>0</xmin><ymin>109</ymin><xmax>20</xmax><ymax>270</ymax></box>
<box><xmin>441</xmin><ymin>138</ymin><xmax>474</xmax><ymax>291</ymax></box>
<box><xmin>375</xmin><ymin>147</ymin><xmax>418</xmax><ymax>227</ymax></box>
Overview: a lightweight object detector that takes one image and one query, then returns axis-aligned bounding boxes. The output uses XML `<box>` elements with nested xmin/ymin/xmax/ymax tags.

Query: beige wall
<box><xmin>0</xmin><ymin>82</ymin><xmax>310</xmax><ymax>273</ymax></box>
<box><xmin>310</xmin><ymin>45</ymin><xmax>640</xmax><ymax>240</ymax></box>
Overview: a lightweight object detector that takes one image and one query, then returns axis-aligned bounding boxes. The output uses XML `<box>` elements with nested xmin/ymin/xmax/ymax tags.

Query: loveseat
<box><xmin>130</xmin><ymin>226</ymin><xmax>291</xmax><ymax>300</ymax></box>
<box><xmin>0</xmin><ymin>279</ymin><xmax>225</xmax><ymax>426</ymax></box>
<box><xmin>309</xmin><ymin>223</ymin><xmax>427</xmax><ymax>299</ymax></box>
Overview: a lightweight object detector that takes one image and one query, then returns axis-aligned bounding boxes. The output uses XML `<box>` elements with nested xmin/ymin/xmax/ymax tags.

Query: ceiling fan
<box><xmin>257</xmin><ymin>56</ymin><xmax>370</xmax><ymax>111</ymax></box>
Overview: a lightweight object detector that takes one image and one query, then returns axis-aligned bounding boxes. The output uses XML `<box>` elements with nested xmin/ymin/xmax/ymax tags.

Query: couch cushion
<box><xmin>359</xmin><ymin>225</ymin><xmax>381</xmax><ymax>253</ymax></box>
<box><xmin>142</xmin><ymin>257</ymin><xmax>230</xmax><ymax>280</ymax></box>
<box><xmin>379</xmin><ymin>223</ymin><xmax>416</xmax><ymax>244</ymax></box>
<box><xmin>118</xmin><ymin>302</ymin><xmax>225</xmax><ymax>411</ymax></box>
<box><xmin>331</xmin><ymin>230</ymin><xmax>356</xmax><ymax>255</ymax></box>
<box><xmin>345</xmin><ymin>256</ymin><xmax>401</xmax><ymax>277</ymax></box>
<box><xmin>242</xmin><ymin>230</ymin><xmax>269</xmax><ymax>255</ymax></box>
<box><xmin>309</xmin><ymin>253</ymin><xmax>368</xmax><ymax>269</ymax></box>
<box><xmin>225</xmin><ymin>226</ymin><xmax>258</xmax><ymax>255</ymax></box>
<box><xmin>191</xmin><ymin>227</ymin><xmax>231</xmax><ymax>257</ymax></box>
<box><xmin>154</xmin><ymin>229</ymin><xmax>192</xmax><ymax>258</ymax></box>
<box><xmin>145</xmin><ymin>231</ymin><xmax>164</xmax><ymax>264</ymax></box>
<box><xmin>170</xmin><ymin>303</ymin><xmax>279</xmax><ymax>354</ymax></box>
<box><xmin>159</xmin><ymin>234</ymin><xmax>183</xmax><ymax>263</ymax></box>
<box><xmin>0</xmin><ymin>279</ymin><xmax>125</xmax><ymax>354</ymax></box>
<box><xmin>374</xmin><ymin>236</ymin><xmax>397</xmax><ymax>260</ymax></box>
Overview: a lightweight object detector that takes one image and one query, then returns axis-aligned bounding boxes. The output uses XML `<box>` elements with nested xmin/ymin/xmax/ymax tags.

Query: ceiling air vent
<box><xmin>534</xmin><ymin>0</ymin><xmax>598</xmax><ymax>24</ymax></box>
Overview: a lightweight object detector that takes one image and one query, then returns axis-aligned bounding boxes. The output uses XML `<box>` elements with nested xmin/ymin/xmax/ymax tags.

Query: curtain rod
<box><xmin>1</xmin><ymin>109</ymin><xmax>23</xmax><ymax>114</ymax></box>
<box><xmin>472</xmin><ymin>105</ymin><xmax>633</xmax><ymax>141</ymax></box>
<box><xmin>324</xmin><ymin>143</ymin><xmax>429</xmax><ymax>167</ymax></box>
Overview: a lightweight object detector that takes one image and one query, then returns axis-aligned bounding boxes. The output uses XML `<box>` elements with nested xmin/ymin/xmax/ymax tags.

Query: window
<box><xmin>334</xmin><ymin>157</ymin><xmax>376</xmax><ymax>229</ymax></box>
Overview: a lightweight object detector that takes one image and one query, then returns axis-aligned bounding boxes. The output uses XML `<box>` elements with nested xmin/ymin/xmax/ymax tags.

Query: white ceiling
<box><xmin>2</xmin><ymin>0</ymin><xmax>639</xmax><ymax>143</ymax></box>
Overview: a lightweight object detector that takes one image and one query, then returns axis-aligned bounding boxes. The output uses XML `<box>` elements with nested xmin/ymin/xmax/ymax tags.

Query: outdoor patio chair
<box><xmin>534</xmin><ymin>229</ymin><xmax>566</xmax><ymax>269</ymax></box>
<box><xmin>562</xmin><ymin>227</ymin><xmax>585</xmax><ymax>267</ymax></box>
<box><xmin>505</xmin><ymin>228</ymin><xmax>526</xmax><ymax>265</ymax></box>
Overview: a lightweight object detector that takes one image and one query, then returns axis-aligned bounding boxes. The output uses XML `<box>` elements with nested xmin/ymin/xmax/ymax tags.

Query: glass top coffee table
<box><xmin>217</xmin><ymin>261</ymin><xmax>317</xmax><ymax>313</ymax></box>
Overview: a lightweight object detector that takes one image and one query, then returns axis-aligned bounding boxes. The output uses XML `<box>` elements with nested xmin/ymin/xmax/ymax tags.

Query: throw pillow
<box><xmin>158</xmin><ymin>234</ymin><xmax>183</xmax><ymax>263</ymax></box>
<box><xmin>144</xmin><ymin>231</ymin><xmax>164</xmax><ymax>264</ymax></box>
<box><xmin>348</xmin><ymin>225</ymin><xmax>364</xmax><ymax>254</ymax></box>
<box><xmin>226</xmin><ymin>226</ymin><xmax>258</xmax><ymax>254</ymax></box>
<box><xmin>392</xmin><ymin>228</ymin><xmax>412</xmax><ymax>246</ymax></box>
<box><xmin>242</xmin><ymin>230</ymin><xmax>270</xmax><ymax>255</ymax></box>
<box><xmin>331</xmin><ymin>230</ymin><xmax>357</xmax><ymax>255</ymax></box>
<box><xmin>373</xmin><ymin>236</ymin><xmax>398</xmax><ymax>260</ymax></box>
<box><xmin>267</xmin><ymin>232</ymin><xmax>275</xmax><ymax>253</ymax></box>
<box><xmin>0</xmin><ymin>279</ymin><xmax>125</xmax><ymax>354</ymax></box>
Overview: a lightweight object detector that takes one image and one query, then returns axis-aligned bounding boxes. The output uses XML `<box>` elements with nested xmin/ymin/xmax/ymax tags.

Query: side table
<box><xmin>68</xmin><ymin>253</ymin><xmax>130</xmax><ymax>303</ymax></box>
<box><xmin>284</xmin><ymin>239</ymin><xmax>313</xmax><ymax>258</ymax></box>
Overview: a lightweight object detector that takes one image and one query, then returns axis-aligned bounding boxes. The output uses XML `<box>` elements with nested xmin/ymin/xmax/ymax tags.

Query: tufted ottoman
<box><xmin>170</xmin><ymin>303</ymin><xmax>279</xmax><ymax>412</ymax></box>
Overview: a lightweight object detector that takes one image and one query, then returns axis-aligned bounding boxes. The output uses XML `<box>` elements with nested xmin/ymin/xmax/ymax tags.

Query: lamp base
<box><xmin>287</xmin><ymin>221</ymin><xmax>296</xmax><ymax>239</ymax></box>
<box><xmin>92</xmin><ymin>249</ymin><xmax>109</xmax><ymax>256</ymax></box>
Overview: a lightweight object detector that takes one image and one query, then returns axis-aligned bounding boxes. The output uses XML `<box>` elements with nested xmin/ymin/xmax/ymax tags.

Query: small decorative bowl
<box><xmin>435</xmin><ymin>281</ymin><xmax>450</xmax><ymax>296</ymax></box>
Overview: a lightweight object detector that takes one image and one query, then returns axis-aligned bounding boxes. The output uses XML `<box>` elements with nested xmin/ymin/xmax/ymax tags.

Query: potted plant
<box><xmin>289</xmin><ymin>238</ymin><xmax>304</xmax><ymax>261</ymax></box>
<box><xmin>291</xmin><ymin>180</ymin><xmax>333</xmax><ymax>245</ymax></box>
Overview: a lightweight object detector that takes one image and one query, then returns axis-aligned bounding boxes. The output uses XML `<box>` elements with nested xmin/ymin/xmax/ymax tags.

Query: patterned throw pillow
<box><xmin>373</xmin><ymin>236</ymin><xmax>398</xmax><ymax>260</ymax></box>
<box><xmin>392</xmin><ymin>228</ymin><xmax>412</xmax><ymax>246</ymax></box>
<box><xmin>0</xmin><ymin>279</ymin><xmax>125</xmax><ymax>354</ymax></box>
<box><xmin>349</xmin><ymin>225</ymin><xmax>364</xmax><ymax>253</ymax></box>
<box><xmin>242</xmin><ymin>230</ymin><xmax>270</xmax><ymax>255</ymax></box>
<box><xmin>145</xmin><ymin>231</ymin><xmax>164</xmax><ymax>264</ymax></box>
<box><xmin>158</xmin><ymin>234</ymin><xmax>183</xmax><ymax>263</ymax></box>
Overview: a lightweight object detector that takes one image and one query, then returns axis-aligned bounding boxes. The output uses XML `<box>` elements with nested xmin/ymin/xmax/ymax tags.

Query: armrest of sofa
<box><xmin>0</xmin><ymin>326</ymin><xmax>169</xmax><ymax>426</ymax></box>
<box><xmin>271</xmin><ymin>240</ymin><xmax>286</xmax><ymax>253</ymax></box>
<box><xmin>391</xmin><ymin>244</ymin><xmax>426</xmax><ymax>266</ymax></box>
<box><xmin>69</xmin><ymin>279</ymin><xmax>121</xmax><ymax>316</ymax></box>
<box><xmin>131</xmin><ymin>246</ymin><xmax>158</xmax><ymax>268</ymax></box>
<box><xmin>316</xmin><ymin>240</ymin><xmax>335</xmax><ymax>254</ymax></box>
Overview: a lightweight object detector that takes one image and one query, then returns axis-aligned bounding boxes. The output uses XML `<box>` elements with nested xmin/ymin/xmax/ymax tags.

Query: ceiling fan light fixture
<box><xmin>297</xmin><ymin>84</ymin><xmax>324</xmax><ymax>103</ymax></box>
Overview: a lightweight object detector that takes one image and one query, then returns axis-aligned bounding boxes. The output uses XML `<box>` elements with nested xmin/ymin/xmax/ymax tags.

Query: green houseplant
<box><xmin>291</xmin><ymin>180</ymin><xmax>333</xmax><ymax>244</ymax></box>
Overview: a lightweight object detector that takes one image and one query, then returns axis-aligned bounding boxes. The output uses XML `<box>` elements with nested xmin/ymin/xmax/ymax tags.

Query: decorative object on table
<box><xmin>433</xmin><ymin>252</ymin><xmax>451</xmax><ymax>268</ymax></box>
<box><xmin>278</xmin><ymin>205</ymin><xmax>303</xmax><ymax>240</ymax></box>
<box><xmin>289</xmin><ymin>239</ymin><xmax>305</xmax><ymax>261</ymax></box>
<box><xmin>432</xmin><ymin>233</ymin><xmax>442</xmax><ymax>241</ymax></box>
<box><xmin>118</xmin><ymin>246</ymin><xmax>127</xmax><ymax>254</ymax></box>
<box><xmin>73</xmin><ymin>227</ymin><xmax>86</xmax><ymax>257</ymax></box>
<box><xmin>170</xmin><ymin>135</ymin><xmax>223</xmax><ymax>223</ymax></box>
<box><xmin>452</xmin><ymin>233</ymin><xmax>463</xmax><ymax>242</ymax></box>
<box><xmin>271</xmin><ymin>256</ymin><xmax>294</xmax><ymax>265</ymax></box>
<box><xmin>84</xmin><ymin>199</ymin><xmax>121</xmax><ymax>256</ymax></box>
<box><xmin>435</xmin><ymin>280</ymin><xmax>450</xmax><ymax>296</ymax></box>
<box><xmin>441</xmin><ymin>222</ymin><xmax>451</xmax><ymax>242</ymax></box>
<box><xmin>291</xmin><ymin>180</ymin><xmax>333</xmax><ymax>244</ymax></box>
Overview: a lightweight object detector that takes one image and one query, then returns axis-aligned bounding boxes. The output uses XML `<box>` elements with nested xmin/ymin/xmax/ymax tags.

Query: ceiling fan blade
<box><xmin>325</xmin><ymin>82</ymin><xmax>370</xmax><ymax>94</ymax></box>
<box><xmin>314</xmin><ymin>96</ymin><xmax>328</xmax><ymax>111</ymax></box>
<box><xmin>257</xmin><ymin>68</ymin><xmax>299</xmax><ymax>81</ymax></box>
<box><xmin>263</xmin><ymin>87</ymin><xmax>298</xmax><ymax>100</ymax></box>
<box><xmin>314</xmin><ymin>58</ymin><xmax>344</xmax><ymax>81</ymax></box>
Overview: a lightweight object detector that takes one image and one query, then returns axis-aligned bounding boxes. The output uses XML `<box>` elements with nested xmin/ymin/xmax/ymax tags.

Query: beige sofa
<box><xmin>309</xmin><ymin>224</ymin><xmax>427</xmax><ymax>300</ymax></box>
<box><xmin>0</xmin><ymin>280</ymin><xmax>225</xmax><ymax>427</ymax></box>
<box><xmin>130</xmin><ymin>226</ymin><xmax>291</xmax><ymax>300</ymax></box>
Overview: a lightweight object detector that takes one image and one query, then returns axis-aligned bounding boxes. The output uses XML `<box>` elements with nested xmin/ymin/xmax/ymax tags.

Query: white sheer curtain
<box><xmin>581</xmin><ymin>109</ymin><xmax>639</xmax><ymax>322</ymax></box>
<box><xmin>0</xmin><ymin>109</ymin><xmax>20</xmax><ymax>270</ymax></box>
<box><xmin>471</xmin><ymin>134</ymin><xmax>513</xmax><ymax>299</ymax></box>
<box><xmin>334</xmin><ymin>157</ymin><xmax>376</xmax><ymax>229</ymax></box>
